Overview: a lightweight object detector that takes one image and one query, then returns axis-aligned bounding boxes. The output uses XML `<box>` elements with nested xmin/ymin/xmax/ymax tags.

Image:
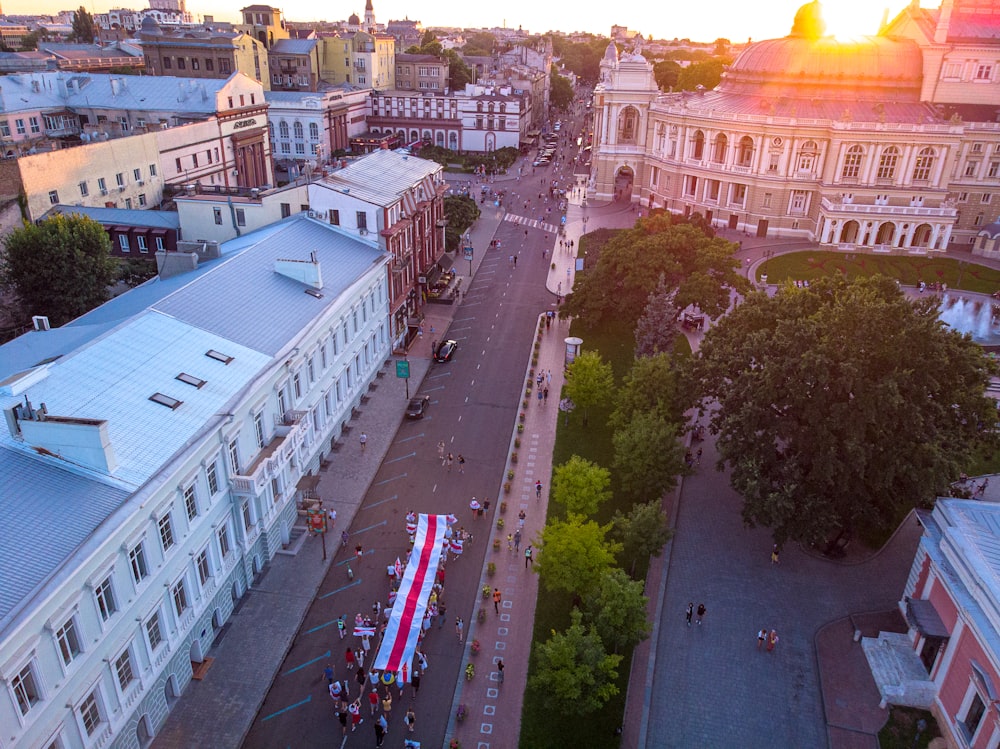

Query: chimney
<box><xmin>18</xmin><ymin>414</ymin><xmax>118</xmax><ymax>474</ymax></box>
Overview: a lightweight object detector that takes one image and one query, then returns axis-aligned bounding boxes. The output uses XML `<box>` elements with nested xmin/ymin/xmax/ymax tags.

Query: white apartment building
<box><xmin>0</xmin><ymin>214</ymin><xmax>390</xmax><ymax>749</ymax></box>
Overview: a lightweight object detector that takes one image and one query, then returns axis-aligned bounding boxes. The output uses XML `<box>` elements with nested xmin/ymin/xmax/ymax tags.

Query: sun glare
<box><xmin>821</xmin><ymin>0</ymin><xmax>895</xmax><ymax>40</ymax></box>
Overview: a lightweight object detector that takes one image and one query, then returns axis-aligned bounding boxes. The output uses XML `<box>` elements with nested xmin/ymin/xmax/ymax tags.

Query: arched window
<box><xmin>712</xmin><ymin>133</ymin><xmax>728</xmax><ymax>163</ymax></box>
<box><xmin>448</xmin><ymin>132</ymin><xmax>458</xmax><ymax>149</ymax></box>
<box><xmin>877</xmin><ymin>146</ymin><xmax>900</xmax><ymax>181</ymax></box>
<box><xmin>797</xmin><ymin>140</ymin><xmax>818</xmax><ymax>172</ymax></box>
<box><xmin>736</xmin><ymin>136</ymin><xmax>754</xmax><ymax>167</ymax></box>
<box><xmin>410</xmin><ymin>130</ymin><xmax>418</xmax><ymax>141</ymax></box>
<box><xmin>293</xmin><ymin>121</ymin><xmax>303</xmax><ymax>139</ymax></box>
<box><xmin>488</xmin><ymin>102</ymin><xmax>494</xmax><ymax>113</ymax></box>
<box><xmin>278</xmin><ymin>120</ymin><xmax>289</xmax><ymax>139</ymax></box>
<box><xmin>477</xmin><ymin>102</ymin><xmax>483</xmax><ymax>113</ymax></box>
<box><xmin>912</xmin><ymin>147</ymin><xmax>936</xmax><ymax>182</ymax></box>
<box><xmin>691</xmin><ymin>130</ymin><xmax>705</xmax><ymax>160</ymax></box>
<box><xmin>500</xmin><ymin>103</ymin><xmax>506</xmax><ymax>113</ymax></box>
<box><xmin>436</xmin><ymin>132</ymin><xmax>444</xmax><ymax>146</ymax></box>
<box><xmin>656</xmin><ymin>123</ymin><xmax>666</xmax><ymax>152</ymax></box>
<box><xmin>309</xmin><ymin>122</ymin><xmax>319</xmax><ymax>140</ymax></box>
<box><xmin>842</xmin><ymin>145</ymin><xmax>864</xmax><ymax>179</ymax></box>
<box><xmin>618</xmin><ymin>106</ymin><xmax>639</xmax><ymax>143</ymax></box>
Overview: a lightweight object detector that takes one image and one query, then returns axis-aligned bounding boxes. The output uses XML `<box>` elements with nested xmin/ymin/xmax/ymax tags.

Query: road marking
<box><xmin>470</xmin><ymin>379</ymin><xmax>476</xmax><ymax>386</ymax></box>
<box><xmin>465</xmin><ymin>396</ymin><xmax>469</xmax><ymax>403</ymax></box>
<box><xmin>282</xmin><ymin>650</ymin><xmax>330</xmax><ymax>676</ymax></box>
<box><xmin>422</xmin><ymin>385</ymin><xmax>446</xmax><ymax>393</ymax></box>
<box><xmin>428</xmin><ymin>371</ymin><xmax>452</xmax><ymax>380</ymax></box>
<box><xmin>477</xmin><ymin>364</ymin><xmax>481</xmax><ymax>370</ymax></box>
<box><xmin>373</xmin><ymin>473</ymin><xmax>406</xmax><ymax>486</ymax></box>
<box><xmin>304</xmin><ymin>618</ymin><xmax>341</xmax><ymax>634</ymax></box>
<box><xmin>354</xmin><ymin>519</ymin><xmax>388</xmax><ymax>535</ymax></box>
<box><xmin>262</xmin><ymin>695</ymin><xmax>311</xmax><ymax>722</ymax></box>
<box><xmin>458</xmin><ymin>415</ymin><xmax>463</xmax><ymax>422</ymax></box>
<box><xmin>319</xmin><ymin>579</ymin><xmax>362</xmax><ymax>599</ymax></box>
<box><xmin>482</xmin><ymin>350</ymin><xmax>487</xmax><ymax>356</ymax></box>
<box><xmin>395</xmin><ymin>434</ymin><xmax>423</xmax><ymax>444</ymax></box>
<box><xmin>363</xmin><ymin>494</ymin><xmax>398</xmax><ymax>509</ymax></box>
<box><xmin>454</xmin><ymin>317</ymin><xmax>476</xmax><ymax>322</ymax></box>
<box><xmin>385</xmin><ymin>451</ymin><xmax>416</xmax><ymax>464</ymax></box>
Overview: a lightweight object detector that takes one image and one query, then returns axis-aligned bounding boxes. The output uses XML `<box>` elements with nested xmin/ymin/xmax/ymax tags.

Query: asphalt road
<box><xmin>241</xmin><ymin>146</ymin><xmax>576</xmax><ymax>749</ymax></box>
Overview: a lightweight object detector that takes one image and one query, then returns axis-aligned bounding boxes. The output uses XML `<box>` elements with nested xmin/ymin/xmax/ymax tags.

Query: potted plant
<box><xmin>522</xmin><ymin>398</ymin><xmax>529</xmax><ymax>409</ymax></box>
<box><xmin>519</xmin><ymin>412</ymin><xmax>526</xmax><ymax>423</ymax></box>
<box><xmin>493</xmin><ymin>538</ymin><xmax>501</xmax><ymax>551</ymax></box>
<box><xmin>477</xmin><ymin>608</ymin><xmax>486</xmax><ymax>623</ymax></box>
<box><xmin>470</xmin><ymin>639</ymin><xmax>481</xmax><ymax>654</ymax></box>
<box><xmin>482</xmin><ymin>584</ymin><xmax>491</xmax><ymax>599</ymax></box>
<box><xmin>507</xmin><ymin>469</ymin><xmax>515</xmax><ymax>480</ymax></box>
<box><xmin>517</xmin><ymin>423</ymin><xmax>524</xmax><ymax>433</ymax></box>
<box><xmin>487</xmin><ymin>561</ymin><xmax>496</xmax><ymax>576</ymax></box>
<box><xmin>450</xmin><ymin>739</ymin><xmax>462</xmax><ymax>749</ymax></box>
<box><xmin>511</xmin><ymin>451</ymin><xmax>518</xmax><ymax>464</ymax></box>
<box><xmin>456</xmin><ymin>704</ymin><xmax>467</xmax><ymax>723</ymax></box>
<box><xmin>514</xmin><ymin>438</ymin><xmax>521</xmax><ymax>449</ymax></box>
<box><xmin>496</xmin><ymin>517</ymin><xmax>505</xmax><ymax>530</ymax></box>
<box><xmin>532</xmin><ymin>355</ymin><xmax>539</xmax><ymax>366</ymax></box>
<box><xmin>503</xmin><ymin>481</ymin><xmax>512</xmax><ymax>494</ymax></box>
<box><xmin>500</xmin><ymin>500</ymin><xmax>508</xmax><ymax>514</ymax></box>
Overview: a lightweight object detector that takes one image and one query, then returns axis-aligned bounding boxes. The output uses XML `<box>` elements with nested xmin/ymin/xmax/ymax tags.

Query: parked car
<box><xmin>405</xmin><ymin>395</ymin><xmax>431</xmax><ymax>419</ymax></box>
<box><xmin>435</xmin><ymin>339</ymin><xmax>458</xmax><ymax>362</ymax></box>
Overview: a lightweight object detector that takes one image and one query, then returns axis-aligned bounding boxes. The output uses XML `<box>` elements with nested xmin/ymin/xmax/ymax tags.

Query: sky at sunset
<box><xmin>4</xmin><ymin>0</ymin><xmax>923</xmax><ymax>44</ymax></box>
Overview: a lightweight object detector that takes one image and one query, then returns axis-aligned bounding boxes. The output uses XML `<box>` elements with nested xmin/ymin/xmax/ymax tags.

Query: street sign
<box><xmin>396</xmin><ymin>359</ymin><xmax>410</xmax><ymax>379</ymax></box>
<box><xmin>463</xmin><ymin>246</ymin><xmax>474</xmax><ymax>260</ymax></box>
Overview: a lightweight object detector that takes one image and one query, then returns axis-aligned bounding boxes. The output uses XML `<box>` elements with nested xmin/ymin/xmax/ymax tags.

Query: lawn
<box><xmin>877</xmin><ymin>706</ymin><xmax>941</xmax><ymax>749</ymax></box>
<box><xmin>758</xmin><ymin>251</ymin><xmax>1000</xmax><ymax>293</ymax></box>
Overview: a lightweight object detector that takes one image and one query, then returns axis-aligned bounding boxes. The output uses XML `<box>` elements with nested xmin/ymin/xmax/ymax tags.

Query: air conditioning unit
<box><xmin>137</xmin><ymin>180</ymin><xmax>145</xmax><ymax>186</ymax></box>
<box><xmin>118</xmin><ymin>185</ymin><xmax>126</xmax><ymax>192</ymax></box>
<box><xmin>100</xmin><ymin>189</ymin><xmax>108</xmax><ymax>196</ymax></box>
<box><xmin>359</xmin><ymin>227</ymin><xmax>369</xmax><ymax>236</ymax></box>
<box><xmin>307</xmin><ymin>210</ymin><xmax>317</xmax><ymax>219</ymax></box>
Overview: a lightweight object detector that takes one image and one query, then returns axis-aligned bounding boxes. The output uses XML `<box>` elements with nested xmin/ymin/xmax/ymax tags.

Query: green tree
<box><xmin>562</xmin><ymin>213</ymin><xmax>748</xmax><ymax>329</ymax></box>
<box><xmin>634</xmin><ymin>275</ymin><xmax>680</xmax><ymax>358</ymax></box>
<box><xmin>609</xmin><ymin>352</ymin><xmax>686</xmax><ymax>432</ymax></box>
<box><xmin>694</xmin><ymin>275</ymin><xmax>999</xmax><ymax>546</ymax></box>
<box><xmin>529</xmin><ymin>608</ymin><xmax>622</xmax><ymax>715</ymax></box>
<box><xmin>441</xmin><ymin>49</ymin><xmax>473</xmax><ymax>90</ymax></box>
<box><xmin>564</xmin><ymin>350</ymin><xmax>615</xmax><ymax>426</ymax></box>
<box><xmin>462</xmin><ymin>32</ymin><xmax>496</xmax><ymax>56</ymax></box>
<box><xmin>551</xmin><ymin>455</ymin><xmax>612</xmax><ymax>517</ymax></box>
<box><xmin>612</xmin><ymin>410</ymin><xmax>686</xmax><ymax>501</ymax></box>
<box><xmin>611</xmin><ymin>500</ymin><xmax>673</xmax><ymax>576</ymax></box>
<box><xmin>549</xmin><ymin>66</ymin><xmax>574</xmax><ymax>110</ymax></box>
<box><xmin>582</xmin><ymin>567</ymin><xmax>650</xmax><ymax>652</ymax></box>
<box><xmin>70</xmin><ymin>6</ymin><xmax>96</xmax><ymax>43</ymax></box>
<box><xmin>653</xmin><ymin>60</ymin><xmax>681</xmax><ymax>90</ymax></box>
<box><xmin>677</xmin><ymin>58</ymin><xmax>729</xmax><ymax>91</ymax></box>
<box><xmin>1</xmin><ymin>214</ymin><xmax>118</xmax><ymax>326</ymax></box>
<box><xmin>442</xmin><ymin>195</ymin><xmax>480</xmax><ymax>251</ymax></box>
<box><xmin>535</xmin><ymin>515</ymin><xmax>621</xmax><ymax>596</ymax></box>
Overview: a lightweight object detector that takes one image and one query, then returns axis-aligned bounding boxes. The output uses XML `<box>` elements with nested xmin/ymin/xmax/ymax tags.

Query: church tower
<box><xmin>364</xmin><ymin>0</ymin><xmax>375</xmax><ymax>33</ymax></box>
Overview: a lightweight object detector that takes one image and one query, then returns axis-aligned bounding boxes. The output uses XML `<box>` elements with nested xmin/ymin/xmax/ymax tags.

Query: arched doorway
<box><xmin>165</xmin><ymin>674</ymin><xmax>180</xmax><ymax>706</ymax></box>
<box><xmin>912</xmin><ymin>224</ymin><xmax>932</xmax><ymax>247</ymax></box>
<box><xmin>614</xmin><ymin>166</ymin><xmax>634</xmax><ymax>202</ymax></box>
<box><xmin>839</xmin><ymin>221</ymin><xmax>860</xmax><ymax>244</ymax></box>
<box><xmin>485</xmin><ymin>133</ymin><xmax>496</xmax><ymax>151</ymax></box>
<box><xmin>189</xmin><ymin>639</ymin><xmax>203</xmax><ymax>665</ymax></box>
<box><xmin>136</xmin><ymin>714</ymin><xmax>153</xmax><ymax>748</ymax></box>
<box><xmin>875</xmin><ymin>222</ymin><xmax>896</xmax><ymax>245</ymax></box>
<box><xmin>212</xmin><ymin>608</ymin><xmax>223</xmax><ymax>634</ymax></box>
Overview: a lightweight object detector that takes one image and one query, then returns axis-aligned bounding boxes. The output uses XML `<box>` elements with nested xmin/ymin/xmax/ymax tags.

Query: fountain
<box><xmin>939</xmin><ymin>293</ymin><xmax>1000</xmax><ymax>342</ymax></box>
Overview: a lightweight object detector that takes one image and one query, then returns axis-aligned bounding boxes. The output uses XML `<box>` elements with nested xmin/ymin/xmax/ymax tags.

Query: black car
<box><xmin>434</xmin><ymin>339</ymin><xmax>458</xmax><ymax>362</ymax></box>
<box><xmin>405</xmin><ymin>395</ymin><xmax>431</xmax><ymax>419</ymax></box>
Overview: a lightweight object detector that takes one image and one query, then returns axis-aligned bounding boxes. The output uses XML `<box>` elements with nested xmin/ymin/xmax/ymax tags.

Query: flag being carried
<box><xmin>373</xmin><ymin>514</ymin><xmax>448</xmax><ymax>678</ymax></box>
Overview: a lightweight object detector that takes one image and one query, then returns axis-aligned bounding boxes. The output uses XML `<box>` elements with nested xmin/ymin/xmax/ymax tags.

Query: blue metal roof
<box><xmin>47</xmin><ymin>205</ymin><xmax>181</xmax><ymax>230</ymax></box>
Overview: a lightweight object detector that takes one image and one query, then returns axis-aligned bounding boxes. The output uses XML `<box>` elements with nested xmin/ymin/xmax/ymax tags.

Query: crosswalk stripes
<box><xmin>503</xmin><ymin>213</ymin><xmax>559</xmax><ymax>235</ymax></box>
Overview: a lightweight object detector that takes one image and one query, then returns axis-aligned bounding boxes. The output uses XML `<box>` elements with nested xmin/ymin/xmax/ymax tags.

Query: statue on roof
<box><xmin>790</xmin><ymin>0</ymin><xmax>827</xmax><ymax>39</ymax></box>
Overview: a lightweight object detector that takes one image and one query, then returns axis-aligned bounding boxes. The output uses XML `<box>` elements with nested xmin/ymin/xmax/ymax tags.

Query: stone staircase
<box><xmin>862</xmin><ymin>632</ymin><xmax>937</xmax><ymax>709</ymax></box>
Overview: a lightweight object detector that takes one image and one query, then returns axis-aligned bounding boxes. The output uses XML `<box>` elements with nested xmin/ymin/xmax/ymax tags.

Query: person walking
<box><xmin>337</xmin><ymin>614</ymin><xmax>347</xmax><ymax>638</ymax></box>
<box><xmin>696</xmin><ymin>603</ymin><xmax>706</xmax><ymax>625</ymax></box>
<box><xmin>493</xmin><ymin>588</ymin><xmax>502</xmax><ymax>614</ymax></box>
<box><xmin>381</xmin><ymin>690</ymin><xmax>393</xmax><ymax>720</ymax></box>
<box><xmin>437</xmin><ymin>441</ymin><xmax>446</xmax><ymax>462</ymax></box>
<box><xmin>518</xmin><ymin>510</ymin><xmax>526</xmax><ymax>529</ymax></box>
<box><xmin>456</xmin><ymin>617</ymin><xmax>464</xmax><ymax>642</ymax></box>
<box><xmin>767</xmin><ymin>629</ymin><xmax>779</xmax><ymax>652</ymax></box>
<box><xmin>771</xmin><ymin>544</ymin><xmax>780</xmax><ymax>565</ymax></box>
<box><xmin>374</xmin><ymin>718</ymin><xmax>386</xmax><ymax>748</ymax></box>
<box><xmin>404</xmin><ymin>707</ymin><xmax>416</xmax><ymax>733</ymax></box>
<box><xmin>525</xmin><ymin>545</ymin><xmax>533</xmax><ymax>568</ymax></box>
<box><xmin>446</xmin><ymin>453</ymin><xmax>454</xmax><ymax>472</ymax></box>
<box><xmin>348</xmin><ymin>698</ymin><xmax>364</xmax><ymax>732</ymax></box>
<box><xmin>356</xmin><ymin>667</ymin><xmax>367</xmax><ymax>691</ymax></box>
<box><xmin>368</xmin><ymin>689</ymin><xmax>379</xmax><ymax>716</ymax></box>
<box><xmin>337</xmin><ymin>701</ymin><xmax>349</xmax><ymax>736</ymax></box>
<box><xmin>507</xmin><ymin>533</ymin><xmax>514</xmax><ymax>551</ymax></box>
<box><xmin>323</xmin><ymin>664</ymin><xmax>335</xmax><ymax>686</ymax></box>
<box><xmin>438</xmin><ymin>601</ymin><xmax>447</xmax><ymax>628</ymax></box>
<box><xmin>685</xmin><ymin>602</ymin><xmax>694</xmax><ymax>627</ymax></box>
<box><xmin>411</xmin><ymin>670</ymin><xmax>421</xmax><ymax>697</ymax></box>
<box><xmin>497</xmin><ymin>658</ymin><xmax>505</xmax><ymax>684</ymax></box>
<box><xmin>360</xmin><ymin>432</ymin><xmax>367</xmax><ymax>451</ymax></box>
<box><xmin>535</xmin><ymin>480</ymin><xmax>542</xmax><ymax>500</ymax></box>
<box><xmin>356</xmin><ymin>647</ymin><xmax>365</xmax><ymax>669</ymax></box>
<box><xmin>458</xmin><ymin>454</ymin><xmax>466</xmax><ymax>473</ymax></box>
<box><xmin>514</xmin><ymin>529</ymin><xmax>522</xmax><ymax>551</ymax></box>
<box><xmin>345</xmin><ymin>646</ymin><xmax>356</xmax><ymax>670</ymax></box>
<box><xmin>757</xmin><ymin>628</ymin><xmax>767</xmax><ymax>650</ymax></box>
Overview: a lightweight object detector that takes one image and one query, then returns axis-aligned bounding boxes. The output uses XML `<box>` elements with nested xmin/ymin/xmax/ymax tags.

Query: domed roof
<box><xmin>720</xmin><ymin>34</ymin><xmax>924</xmax><ymax>101</ymax></box>
<box><xmin>140</xmin><ymin>15</ymin><xmax>161</xmax><ymax>33</ymax></box>
<box><xmin>348</xmin><ymin>12</ymin><xmax>360</xmax><ymax>24</ymax></box>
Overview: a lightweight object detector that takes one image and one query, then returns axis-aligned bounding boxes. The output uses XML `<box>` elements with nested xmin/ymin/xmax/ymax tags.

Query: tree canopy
<box><xmin>611</xmin><ymin>500</ymin><xmax>673</xmax><ymax>576</ymax></box>
<box><xmin>406</xmin><ymin>34</ymin><xmax>473</xmax><ymax>90</ymax></box>
<box><xmin>634</xmin><ymin>276</ymin><xmax>680</xmax><ymax>357</ymax></box>
<box><xmin>676</xmin><ymin>58</ymin><xmax>730</xmax><ymax>91</ymax></box>
<box><xmin>653</xmin><ymin>60</ymin><xmax>682</xmax><ymax>91</ymax></box>
<box><xmin>529</xmin><ymin>609</ymin><xmax>622</xmax><ymax>715</ymax></box>
<box><xmin>442</xmin><ymin>195</ymin><xmax>480</xmax><ymax>251</ymax></box>
<box><xmin>535</xmin><ymin>515</ymin><xmax>621</xmax><ymax>596</ymax></box>
<box><xmin>1</xmin><ymin>214</ymin><xmax>118</xmax><ymax>326</ymax></box>
<box><xmin>549</xmin><ymin>35</ymin><xmax>609</xmax><ymax>82</ymax></box>
<box><xmin>610</xmin><ymin>352</ymin><xmax>686</xmax><ymax>432</ymax></box>
<box><xmin>551</xmin><ymin>455</ymin><xmax>612</xmax><ymax>517</ymax></box>
<box><xmin>693</xmin><ymin>275</ymin><xmax>999</xmax><ymax>545</ymax></box>
<box><xmin>563</xmin><ymin>350</ymin><xmax>615</xmax><ymax>426</ymax></box>
<box><xmin>70</xmin><ymin>7</ymin><xmax>96</xmax><ymax>43</ymax></box>
<box><xmin>612</xmin><ymin>410</ymin><xmax>686</xmax><ymax>501</ymax></box>
<box><xmin>549</xmin><ymin>66</ymin><xmax>574</xmax><ymax>110</ymax></box>
<box><xmin>462</xmin><ymin>32</ymin><xmax>496</xmax><ymax>56</ymax></box>
<box><xmin>563</xmin><ymin>213</ymin><xmax>748</xmax><ymax>328</ymax></box>
<box><xmin>582</xmin><ymin>567</ymin><xmax>651</xmax><ymax>652</ymax></box>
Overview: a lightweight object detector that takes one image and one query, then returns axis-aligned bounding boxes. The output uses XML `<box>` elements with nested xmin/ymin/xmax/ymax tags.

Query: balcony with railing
<box><xmin>230</xmin><ymin>410</ymin><xmax>308</xmax><ymax>497</ymax></box>
<box><xmin>820</xmin><ymin>197</ymin><xmax>957</xmax><ymax>218</ymax></box>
